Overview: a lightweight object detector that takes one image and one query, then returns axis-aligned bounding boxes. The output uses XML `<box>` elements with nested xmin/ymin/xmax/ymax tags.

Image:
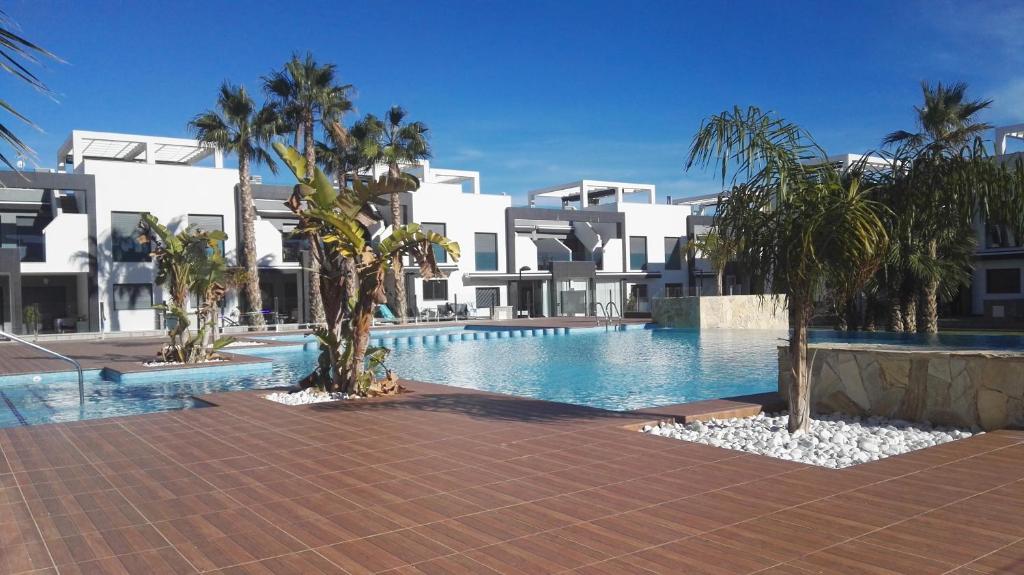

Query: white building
<box><xmin>1</xmin><ymin>129</ymin><xmax>707</xmax><ymax>333</ymax></box>
<box><xmin>972</xmin><ymin>124</ymin><xmax>1024</xmax><ymax>319</ymax></box>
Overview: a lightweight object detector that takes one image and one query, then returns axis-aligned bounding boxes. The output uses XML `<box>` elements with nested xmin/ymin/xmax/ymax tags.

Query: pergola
<box><xmin>526</xmin><ymin>179</ymin><xmax>655</xmax><ymax>209</ymax></box>
<box><xmin>57</xmin><ymin>130</ymin><xmax>222</xmax><ymax>169</ymax></box>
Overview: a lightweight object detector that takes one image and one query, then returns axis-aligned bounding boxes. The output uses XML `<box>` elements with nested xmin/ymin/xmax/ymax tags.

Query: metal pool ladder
<box><xmin>594</xmin><ymin>303</ymin><xmax>621</xmax><ymax>331</ymax></box>
<box><xmin>0</xmin><ymin>330</ymin><xmax>85</xmax><ymax>405</ymax></box>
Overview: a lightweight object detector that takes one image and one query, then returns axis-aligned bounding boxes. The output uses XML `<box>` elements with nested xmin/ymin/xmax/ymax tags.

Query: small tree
<box><xmin>274</xmin><ymin>142</ymin><xmax>458</xmax><ymax>394</ymax></box>
<box><xmin>686</xmin><ymin>106</ymin><xmax>889</xmax><ymax>433</ymax></box>
<box><xmin>22</xmin><ymin>305</ymin><xmax>40</xmax><ymax>337</ymax></box>
<box><xmin>139</xmin><ymin>214</ymin><xmax>235</xmax><ymax>363</ymax></box>
<box><xmin>687</xmin><ymin>229</ymin><xmax>737</xmax><ymax>295</ymax></box>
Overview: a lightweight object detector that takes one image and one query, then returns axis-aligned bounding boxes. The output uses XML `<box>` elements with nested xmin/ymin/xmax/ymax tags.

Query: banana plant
<box><xmin>140</xmin><ymin>214</ymin><xmax>236</xmax><ymax>363</ymax></box>
<box><xmin>274</xmin><ymin>141</ymin><xmax>459</xmax><ymax>394</ymax></box>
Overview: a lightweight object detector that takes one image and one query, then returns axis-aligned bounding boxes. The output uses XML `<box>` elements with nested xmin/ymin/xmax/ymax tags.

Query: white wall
<box><xmin>254</xmin><ymin>218</ymin><xmax>298</xmax><ymax>268</ymax></box>
<box><xmin>618</xmin><ymin>202</ymin><xmax>690</xmax><ymax>296</ymax></box>
<box><xmin>19</xmin><ymin>212</ymin><xmax>90</xmax><ymax>275</ymax></box>
<box><xmin>407</xmin><ymin>181</ymin><xmax>511</xmax><ymax>312</ymax></box>
<box><xmin>83</xmin><ymin>159</ymin><xmax>241</xmax><ymax>332</ymax></box>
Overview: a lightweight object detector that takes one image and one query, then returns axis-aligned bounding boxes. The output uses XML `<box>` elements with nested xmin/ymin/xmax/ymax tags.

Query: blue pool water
<box><xmin>2</xmin><ymin>327</ymin><xmax>1022</xmax><ymax>427</ymax></box>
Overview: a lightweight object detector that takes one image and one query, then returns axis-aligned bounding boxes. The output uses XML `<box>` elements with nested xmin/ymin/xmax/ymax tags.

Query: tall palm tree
<box><xmin>358</xmin><ymin>107</ymin><xmax>430</xmax><ymax>321</ymax></box>
<box><xmin>686</xmin><ymin>106</ymin><xmax>889</xmax><ymax>433</ymax></box>
<box><xmin>189</xmin><ymin>83</ymin><xmax>280</xmax><ymax>329</ymax></box>
<box><xmin>883</xmin><ymin>82</ymin><xmax>992</xmax><ymax>333</ymax></box>
<box><xmin>0</xmin><ymin>10</ymin><xmax>63</xmax><ymax>170</ymax></box>
<box><xmin>264</xmin><ymin>53</ymin><xmax>352</xmax><ymax>324</ymax></box>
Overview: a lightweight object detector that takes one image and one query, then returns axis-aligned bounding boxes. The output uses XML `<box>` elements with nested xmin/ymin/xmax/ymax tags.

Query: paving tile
<box><xmin>0</xmin><ymin>541</ymin><xmax>54</xmax><ymax>574</ymax></box>
<box><xmin>319</xmin><ymin>529</ymin><xmax>455</xmax><ymax>575</ymax></box>
<box><xmin>44</xmin><ymin>524</ymin><xmax>168</xmax><ymax>566</ymax></box>
<box><xmin>214</xmin><ymin>550</ymin><xmax>346</xmax><ymax>574</ymax></box>
<box><xmin>791</xmin><ymin>539</ymin><xmax>953</xmax><ymax>575</ymax></box>
<box><xmin>963</xmin><ymin>539</ymin><xmax>1024</xmax><ymax>574</ymax></box>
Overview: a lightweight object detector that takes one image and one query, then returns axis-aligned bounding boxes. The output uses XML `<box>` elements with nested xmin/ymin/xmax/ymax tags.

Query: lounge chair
<box><xmin>373</xmin><ymin>304</ymin><xmax>402</xmax><ymax>326</ymax></box>
<box><xmin>436</xmin><ymin>304</ymin><xmax>457</xmax><ymax>321</ymax></box>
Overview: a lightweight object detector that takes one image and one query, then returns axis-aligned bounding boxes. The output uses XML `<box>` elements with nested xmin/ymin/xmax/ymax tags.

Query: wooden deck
<box><xmin>1</xmin><ymin>381</ymin><xmax>1022</xmax><ymax>574</ymax></box>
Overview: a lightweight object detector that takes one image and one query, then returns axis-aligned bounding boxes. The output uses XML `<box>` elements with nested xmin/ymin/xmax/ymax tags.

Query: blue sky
<box><xmin>5</xmin><ymin>0</ymin><xmax>1023</xmax><ymax>203</ymax></box>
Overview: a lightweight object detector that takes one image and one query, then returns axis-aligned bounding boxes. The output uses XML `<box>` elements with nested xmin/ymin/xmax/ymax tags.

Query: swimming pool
<box><xmin>2</xmin><ymin>327</ymin><xmax>1022</xmax><ymax>427</ymax></box>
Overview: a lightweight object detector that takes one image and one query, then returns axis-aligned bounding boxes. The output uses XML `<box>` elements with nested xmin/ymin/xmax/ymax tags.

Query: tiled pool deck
<box><xmin>0</xmin><ymin>380</ymin><xmax>1022</xmax><ymax>574</ymax></box>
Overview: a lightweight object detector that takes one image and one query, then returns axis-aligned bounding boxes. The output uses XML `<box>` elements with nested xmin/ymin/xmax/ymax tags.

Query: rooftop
<box><xmin>56</xmin><ymin>130</ymin><xmax>223</xmax><ymax>170</ymax></box>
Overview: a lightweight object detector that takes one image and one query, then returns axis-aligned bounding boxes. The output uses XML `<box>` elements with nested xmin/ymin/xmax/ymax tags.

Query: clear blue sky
<box><xmin>5</xmin><ymin>0</ymin><xmax>1023</xmax><ymax>203</ymax></box>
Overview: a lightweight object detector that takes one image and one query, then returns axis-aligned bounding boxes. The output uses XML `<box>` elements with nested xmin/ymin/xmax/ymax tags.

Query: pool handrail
<box><xmin>0</xmin><ymin>329</ymin><xmax>85</xmax><ymax>405</ymax></box>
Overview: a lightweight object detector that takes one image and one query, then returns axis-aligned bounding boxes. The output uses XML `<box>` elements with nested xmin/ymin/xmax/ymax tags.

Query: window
<box><xmin>421</xmin><ymin>222</ymin><xmax>447</xmax><ymax>263</ymax></box>
<box><xmin>664</xmin><ymin>237</ymin><xmax>683</xmax><ymax>270</ymax></box>
<box><xmin>987</xmin><ymin>224</ymin><xmax>1021</xmax><ymax>249</ymax></box>
<box><xmin>423</xmin><ymin>279</ymin><xmax>448</xmax><ymax>301</ymax></box>
<box><xmin>189</xmin><ymin>214</ymin><xmax>225</xmax><ymax>255</ymax></box>
<box><xmin>113</xmin><ymin>283</ymin><xmax>153</xmax><ymax>310</ymax></box>
<box><xmin>474</xmin><ymin>233</ymin><xmax>498</xmax><ymax>271</ymax></box>
<box><xmin>629</xmin><ymin>236</ymin><xmax>647</xmax><ymax>270</ymax></box>
<box><xmin>14</xmin><ymin>215</ymin><xmax>44</xmax><ymax>262</ymax></box>
<box><xmin>665</xmin><ymin>283</ymin><xmax>684</xmax><ymax>298</ymax></box>
<box><xmin>987</xmin><ymin>268</ymin><xmax>1021</xmax><ymax>294</ymax></box>
<box><xmin>111</xmin><ymin>212</ymin><xmax>150</xmax><ymax>262</ymax></box>
<box><xmin>475</xmin><ymin>287</ymin><xmax>499</xmax><ymax>308</ymax></box>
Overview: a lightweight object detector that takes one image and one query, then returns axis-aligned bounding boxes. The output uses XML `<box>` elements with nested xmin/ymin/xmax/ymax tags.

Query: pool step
<box><xmin>370</xmin><ymin>327</ymin><xmax>576</xmax><ymax>347</ymax></box>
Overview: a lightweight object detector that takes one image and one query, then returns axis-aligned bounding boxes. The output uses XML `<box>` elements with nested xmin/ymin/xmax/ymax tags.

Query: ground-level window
<box><xmin>664</xmin><ymin>283</ymin><xmax>684</xmax><ymax>298</ymax></box>
<box><xmin>423</xmin><ymin>279</ymin><xmax>448</xmax><ymax>301</ymax></box>
<box><xmin>113</xmin><ymin>283</ymin><xmax>153</xmax><ymax>310</ymax></box>
<box><xmin>475</xmin><ymin>233</ymin><xmax>498</xmax><ymax>271</ymax></box>
<box><xmin>111</xmin><ymin>211</ymin><xmax>150</xmax><ymax>262</ymax></box>
<box><xmin>421</xmin><ymin>222</ymin><xmax>447</xmax><ymax>263</ymax></box>
<box><xmin>629</xmin><ymin>236</ymin><xmax>648</xmax><ymax>270</ymax></box>
<box><xmin>475</xmin><ymin>287</ymin><xmax>499</xmax><ymax>308</ymax></box>
<box><xmin>987</xmin><ymin>268</ymin><xmax>1021</xmax><ymax>294</ymax></box>
<box><xmin>664</xmin><ymin>237</ymin><xmax>683</xmax><ymax>270</ymax></box>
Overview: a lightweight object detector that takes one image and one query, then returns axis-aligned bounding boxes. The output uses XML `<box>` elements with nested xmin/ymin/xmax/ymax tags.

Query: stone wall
<box><xmin>779</xmin><ymin>344</ymin><xmax>1024</xmax><ymax>431</ymax></box>
<box><xmin>653</xmin><ymin>295</ymin><xmax>788</xmax><ymax>330</ymax></box>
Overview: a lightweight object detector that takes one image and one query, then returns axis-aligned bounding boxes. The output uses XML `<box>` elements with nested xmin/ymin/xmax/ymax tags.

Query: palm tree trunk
<box><xmin>715</xmin><ymin>267</ymin><xmax>724</xmax><ymax>296</ymax></box>
<box><xmin>919</xmin><ymin>241</ymin><xmax>939</xmax><ymax>334</ymax></box>
<box><xmin>388</xmin><ymin>163</ymin><xmax>407</xmax><ymax>322</ymax></box>
<box><xmin>787</xmin><ymin>300</ymin><xmax>811</xmax><ymax>434</ymax></box>
<box><xmin>304</xmin><ymin>115</ymin><xmax>326</xmax><ymax>325</ymax></box>
<box><xmin>901</xmin><ymin>294</ymin><xmax>917</xmax><ymax>333</ymax></box>
<box><xmin>336</xmin><ymin>169</ymin><xmax>357</xmax><ymax>304</ymax></box>
<box><xmin>237</xmin><ymin>156</ymin><xmax>265</xmax><ymax>329</ymax></box>
<box><xmin>887</xmin><ymin>301</ymin><xmax>903</xmax><ymax>332</ymax></box>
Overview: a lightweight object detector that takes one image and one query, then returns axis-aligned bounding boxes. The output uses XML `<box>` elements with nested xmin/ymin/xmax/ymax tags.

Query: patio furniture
<box><xmin>374</xmin><ymin>304</ymin><xmax>402</xmax><ymax>326</ymax></box>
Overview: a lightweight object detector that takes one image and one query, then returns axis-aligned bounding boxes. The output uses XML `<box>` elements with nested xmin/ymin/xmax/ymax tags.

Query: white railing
<box><xmin>0</xmin><ymin>330</ymin><xmax>85</xmax><ymax>405</ymax></box>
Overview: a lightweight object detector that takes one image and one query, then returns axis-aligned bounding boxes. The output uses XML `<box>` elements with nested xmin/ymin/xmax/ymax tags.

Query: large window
<box><xmin>475</xmin><ymin>287</ymin><xmax>499</xmax><ymax>308</ymax></box>
<box><xmin>423</xmin><ymin>279</ymin><xmax>448</xmax><ymax>301</ymax></box>
<box><xmin>14</xmin><ymin>215</ymin><xmax>44</xmax><ymax>262</ymax></box>
<box><xmin>665</xmin><ymin>283</ymin><xmax>684</xmax><ymax>298</ymax></box>
<box><xmin>189</xmin><ymin>214</ymin><xmax>225</xmax><ymax>255</ymax></box>
<box><xmin>664</xmin><ymin>237</ymin><xmax>683</xmax><ymax>270</ymax></box>
<box><xmin>421</xmin><ymin>222</ymin><xmax>447</xmax><ymax>263</ymax></box>
<box><xmin>111</xmin><ymin>211</ymin><xmax>150</xmax><ymax>262</ymax></box>
<box><xmin>113</xmin><ymin>283</ymin><xmax>153</xmax><ymax>310</ymax></box>
<box><xmin>474</xmin><ymin>233</ymin><xmax>498</xmax><ymax>271</ymax></box>
<box><xmin>629</xmin><ymin>236</ymin><xmax>648</xmax><ymax>270</ymax></box>
<box><xmin>987</xmin><ymin>268</ymin><xmax>1021</xmax><ymax>294</ymax></box>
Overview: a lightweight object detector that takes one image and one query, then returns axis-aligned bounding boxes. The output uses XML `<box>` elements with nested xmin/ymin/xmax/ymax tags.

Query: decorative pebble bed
<box><xmin>642</xmin><ymin>412</ymin><xmax>979</xmax><ymax>468</ymax></box>
<box><xmin>141</xmin><ymin>358</ymin><xmax>227</xmax><ymax>367</ymax></box>
<box><xmin>224</xmin><ymin>340</ymin><xmax>268</xmax><ymax>348</ymax></box>
<box><xmin>264</xmin><ymin>388</ymin><xmax>361</xmax><ymax>405</ymax></box>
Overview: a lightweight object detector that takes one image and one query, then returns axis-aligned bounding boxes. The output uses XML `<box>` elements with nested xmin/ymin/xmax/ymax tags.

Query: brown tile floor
<box><xmin>1</xmin><ymin>380</ymin><xmax>1023</xmax><ymax>574</ymax></box>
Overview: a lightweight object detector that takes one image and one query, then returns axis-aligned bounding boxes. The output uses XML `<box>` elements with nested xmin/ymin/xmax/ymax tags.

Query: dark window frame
<box><xmin>111</xmin><ymin>211</ymin><xmax>151</xmax><ymax>262</ymax></box>
<box><xmin>629</xmin><ymin>236</ymin><xmax>648</xmax><ymax>271</ymax></box>
<box><xmin>421</xmin><ymin>222</ymin><xmax>447</xmax><ymax>263</ymax></box>
<box><xmin>664</xmin><ymin>236</ymin><xmax>683</xmax><ymax>270</ymax></box>
<box><xmin>474</xmin><ymin>232</ymin><xmax>498</xmax><ymax>271</ymax></box>
<box><xmin>112</xmin><ymin>283</ymin><xmax>154</xmax><ymax>310</ymax></box>
<box><xmin>986</xmin><ymin>268</ymin><xmax>1021</xmax><ymax>294</ymax></box>
<box><xmin>188</xmin><ymin>213</ymin><xmax>226</xmax><ymax>255</ymax></box>
<box><xmin>422</xmin><ymin>279</ymin><xmax>448</xmax><ymax>301</ymax></box>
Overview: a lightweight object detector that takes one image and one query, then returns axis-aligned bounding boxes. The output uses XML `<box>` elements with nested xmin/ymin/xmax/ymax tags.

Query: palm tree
<box><xmin>264</xmin><ymin>53</ymin><xmax>352</xmax><ymax>325</ymax></box>
<box><xmin>687</xmin><ymin>229</ymin><xmax>737</xmax><ymax>295</ymax></box>
<box><xmin>358</xmin><ymin>107</ymin><xmax>430</xmax><ymax>321</ymax></box>
<box><xmin>189</xmin><ymin>83</ymin><xmax>280</xmax><ymax>329</ymax></box>
<box><xmin>0</xmin><ymin>10</ymin><xmax>63</xmax><ymax>170</ymax></box>
<box><xmin>686</xmin><ymin>106</ymin><xmax>889</xmax><ymax>433</ymax></box>
<box><xmin>883</xmin><ymin>82</ymin><xmax>992</xmax><ymax>333</ymax></box>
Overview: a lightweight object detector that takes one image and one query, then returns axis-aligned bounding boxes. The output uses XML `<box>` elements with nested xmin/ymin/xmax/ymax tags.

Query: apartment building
<box><xmin>0</xmin><ymin>130</ymin><xmax>706</xmax><ymax>334</ymax></box>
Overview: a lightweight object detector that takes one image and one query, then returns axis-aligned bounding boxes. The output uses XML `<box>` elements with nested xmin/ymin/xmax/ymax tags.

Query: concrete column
<box><xmin>580</xmin><ymin>184</ymin><xmax>588</xmax><ymax>210</ymax></box>
<box><xmin>214</xmin><ymin>149</ymin><xmax>224</xmax><ymax>169</ymax></box>
<box><xmin>144</xmin><ymin>139</ymin><xmax>156</xmax><ymax>165</ymax></box>
<box><xmin>615</xmin><ymin>187</ymin><xmax>623</xmax><ymax>204</ymax></box>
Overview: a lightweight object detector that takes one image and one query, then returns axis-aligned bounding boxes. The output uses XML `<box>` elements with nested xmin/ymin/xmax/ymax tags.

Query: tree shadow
<box><xmin>307</xmin><ymin>385</ymin><xmax>645</xmax><ymax>425</ymax></box>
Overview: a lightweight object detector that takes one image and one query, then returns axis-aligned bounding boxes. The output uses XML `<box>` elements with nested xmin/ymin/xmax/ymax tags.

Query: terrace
<box><xmin>1</xmin><ymin>321</ymin><xmax>1023</xmax><ymax>574</ymax></box>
